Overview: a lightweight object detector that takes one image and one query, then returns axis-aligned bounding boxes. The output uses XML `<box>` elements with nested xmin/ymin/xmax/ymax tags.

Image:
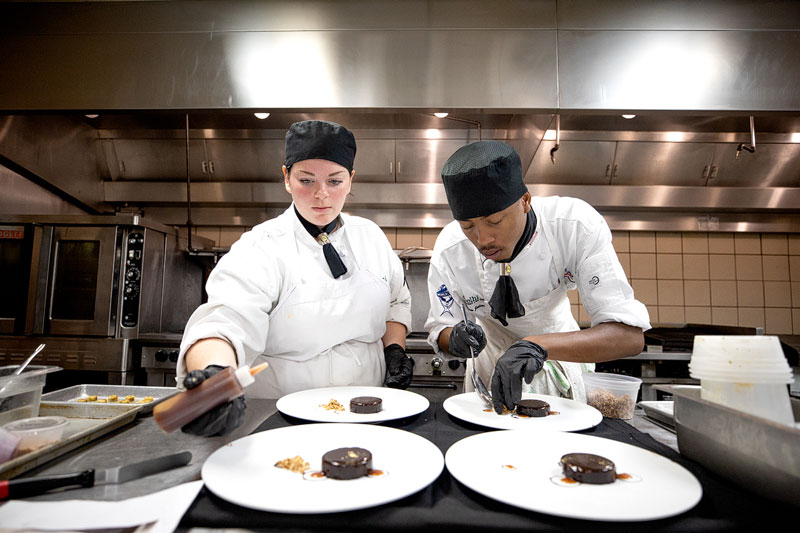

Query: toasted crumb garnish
<box><xmin>274</xmin><ymin>456</ymin><xmax>310</xmax><ymax>473</ymax></box>
<box><xmin>319</xmin><ymin>399</ymin><xmax>345</xmax><ymax>411</ymax></box>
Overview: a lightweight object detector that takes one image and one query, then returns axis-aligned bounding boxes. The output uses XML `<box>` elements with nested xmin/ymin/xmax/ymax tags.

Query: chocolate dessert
<box><xmin>516</xmin><ymin>399</ymin><xmax>550</xmax><ymax>417</ymax></box>
<box><xmin>559</xmin><ymin>453</ymin><xmax>616</xmax><ymax>484</ymax></box>
<box><xmin>350</xmin><ymin>396</ymin><xmax>382</xmax><ymax>414</ymax></box>
<box><xmin>322</xmin><ymin>447</ymin><xmax>373</xmax><ymax>480</ymax></box>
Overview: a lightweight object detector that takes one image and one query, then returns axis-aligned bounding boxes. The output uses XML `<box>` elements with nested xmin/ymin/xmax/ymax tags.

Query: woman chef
<box><xmin>424</xmin><ymin>141</ymin><xmax>651</xmax><ymax>414</ymax></box>
<box><xmin>176</xmin><ymin>120</ymin><xmax>413</xmax><ymax>436</ymax></box>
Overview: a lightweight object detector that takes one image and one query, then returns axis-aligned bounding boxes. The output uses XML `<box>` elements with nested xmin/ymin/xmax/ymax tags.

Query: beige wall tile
<box><xmin>658</xmin><ymin>306</ymin><xmax>685</xmax><ymax>324</ymax></box>
<box><xmin>682</xmin><ymin>233</ymin><xmax>709</xmax><ymax>254</ymax></box>
<box><xmin>790</xmin><ymin>256</ymin><xmax>800</xmax><ymax>281</ymax></box>
<box><xmin>734</xmin><ymin>255</ymin><xmax>763</xmax><ymax>280</ymax></box>
<box><xmin>611</xmin><ymin>231</ymin><xmax>629</xmax><ymax>252</ymax></box>
<box><xmin>658</xmin><ymin>280</ymin><xmax>684</xmax><ymax>306</ymax></box>
<box><xmin>765</xmin><ymin>308</ymin><xmax>793</xmax><ymax>334</ymax></box>
<box><xmin>684</xmin><ymin>280</ymin><xmax>711</xmax><ymax>306</ymax></box>
<box><xmin>794</xmin><ymin>309</ymin><xmax>800</xmax><ymax>334</ymax></box>
<box><xmin>792</xmin><ymin>282</ymin><xmax>800</xmax><ymax>307</ymax></box>
<box><xmin>567</xmin><ymin>288</ymin><xmax>580</xmax><ymax>304</ymax></box>
<box><xmin>764</xmin><ymin>281</ymin><xmax>792</xmax><ymax>307</ymax></box>
<box><xmin>709</xmin><ymin>254</ymin><xmax>736</xmax><ymax>280</ymax></box>
<box><xmin>656</xmin><ymin>254</ymin><xmax>683</xmax><ymax>280</ymax></box>
<box><xmin>789</xmin><ymin>235</ymin><xmax>800</xmax><ymax>255</ymax></box>
<box><xmin>685</xmin><ymin>306</ymin><xmax>711</xmax><ymax>324</ymax></box>
<box><xmin>422</xmin><ymin>228</ymin><xmax>439</xmax><ymax>249</ymax></box>
<box><xmin>632</xmin><ymin>279</ymin><xmax>658</xmax><ymax>305</ymax></box>
<box><xmin>656</xmin><ymin>232</ymin><xmax>682</xmax><ymax>253</ymax></box>
<box><xmin>734</xmin><ymin>233</ymin><xmax>761</xmax><ymax>254</ymax></box>
<box><xmin>762</xmin><ymin>255</ymin><xmax>790</xmax><ymax>281</ymax></box>
<box><xmin>712</xmin><ymin>307</ymin><xmax>738</xmax><ymax>326</ymax></box>
<box><xmin>382</xmin><ymin>228</ymin><xmax>397</xmax><ymax>248</ymax></box>
<box><xmin>711</xmin><ymin>280</ymin><xmax>738</xmax><ymax>306</ymax></box>
<box><xmin>630</xmin><ymin>232</ymin><xmax>656</xmax><ymax>253</ymax></box>
<box><xmin>571</xmin><ymin>304</ymin><xmax>581</xmax><ymax>323</ymax></box>
<box><xmin>737</xmin><ymin>281</ymin><xmax>764</xmax><ymax>307</ymax></box>
<box><xmin>708</xmin><ymin>233</ymin><xmax>734</xmax><ymax>254</ymax></box>
<box><xmin>579</xmin><ymin>305</ymin><xmax>591</xmax><ymax>324</ymax></box>
<box><xmin>682</xmin><ymin>254</ymin><xmax>709</xmax><ymax>280</ymax></box>
<box><xmin>396</xmin><ymin>228</ymin><xmax>423</xmax><ymax>249</ymax></box>
<box><xmin>738</xmin><ymin>307</ymin><xmax>765</xmax><ymax>329</ymax></box>
<box><xmin>761</xmin><ymin>234</ymin><xmax>788</xmax><ymax>255</ymax></box>
<box><xmin>219</xmin><ymin>227</ymin><xmax>245</xmax><ymax>247</ymax></box>
<box><xmin>630</xmin><ymin>253</ymin><xmax>656</xmax><ymax>279</ymax></box>
<box><xmin>646</xmin><ymin>305</ymin><xmax>659</xmax><ymax>324</ymax></box>
<box><xmin>195</xmin><ymin>226</ymin><xmax>220</xmax><ymax>246</ymax></box>
<box><xmin>617</xmin><ymin>253</ymin><xmax>631</xmax><ymax>280</ymax></box>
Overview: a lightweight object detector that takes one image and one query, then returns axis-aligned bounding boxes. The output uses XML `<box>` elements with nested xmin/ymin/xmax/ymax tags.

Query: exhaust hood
<box><xmin>1</xmin><ymin>1</ymin><xmax>799</xmax><ymax>232</ymax></box>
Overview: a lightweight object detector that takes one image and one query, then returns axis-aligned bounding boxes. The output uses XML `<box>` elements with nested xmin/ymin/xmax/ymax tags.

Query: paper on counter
<box><xmin>0</xmin><ymin>480</ymin><xmax>203</xmax><ymax>533</ymax></box>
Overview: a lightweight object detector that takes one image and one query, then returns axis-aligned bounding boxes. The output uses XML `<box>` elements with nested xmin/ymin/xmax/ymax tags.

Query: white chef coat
<box><xmin>424</xmin><ymin>195</ymin><xmax>651</xmax><ymax>401</ymax></box>
<box><xmin>178</xmin><ymin>205</ymin><xmax>412</xmax><ymax>399</ymax></box>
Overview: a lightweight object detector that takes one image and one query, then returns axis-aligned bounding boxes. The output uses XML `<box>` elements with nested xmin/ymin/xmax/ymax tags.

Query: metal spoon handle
<box><xmin>12</xmin><ymin>343</ymin><xmax>46</xmax><ymax>376</ymax></box>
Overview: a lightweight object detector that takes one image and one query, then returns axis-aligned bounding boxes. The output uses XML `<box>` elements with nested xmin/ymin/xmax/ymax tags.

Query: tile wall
<box><xmin>195</xmin><ymin>226</ymin><xmax>800</xmax><ymax>335</ymax></box>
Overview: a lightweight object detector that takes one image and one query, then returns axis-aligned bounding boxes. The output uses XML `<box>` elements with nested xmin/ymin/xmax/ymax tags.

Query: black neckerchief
<box><xmin>294</xmin><ymin>206</ymin><xmax>348</xmax><ymax>279</ymax></box>
<box><xmin>488</xmin><ymin>209</ymin><xmax>536</xmax><ymax>326</ymax></box>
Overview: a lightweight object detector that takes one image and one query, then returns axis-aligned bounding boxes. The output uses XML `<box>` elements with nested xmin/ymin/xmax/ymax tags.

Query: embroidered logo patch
<box><xmin>589</xmin><ymin>275</ymin><xmax>600</xmax><ymax>286</ymax></box>
<box><xmin>563</xmin><ymin>268</ymin><xmax>574</xmax><ymax>283</ymax></box>
<box><xmin>436</xmin><ymin>284</ymin><xmax>455</xmax><ymax>317</ymax></box>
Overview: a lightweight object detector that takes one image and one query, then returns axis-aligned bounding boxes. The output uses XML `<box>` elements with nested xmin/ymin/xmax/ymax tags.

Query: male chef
<box><xmin>424</xmin><ymin>141</ymin><xmax>651</xmax><ymax>414</ymax></box>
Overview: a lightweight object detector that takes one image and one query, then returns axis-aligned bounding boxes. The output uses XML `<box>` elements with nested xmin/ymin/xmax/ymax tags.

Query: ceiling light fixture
<box><xmin>254</xmin><ymin>112</ymin><xmax>270</xmax><ymax>119</ymax></box>
<box><xmin>621</xmin><ymin>114</ymin><xmax>636</xmax><ymax>119</ymax></box>
<box><xmin>85</xmin><ymin>114</ymin><xmax>99</xmax><ymax>119</ymax></box>
<box><xmin>434</xmin><ymin>112</ymin><xmax>449</xmax><ymax>118</ymax></box>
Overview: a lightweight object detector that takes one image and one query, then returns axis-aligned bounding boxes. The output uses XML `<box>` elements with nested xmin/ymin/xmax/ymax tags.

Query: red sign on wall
<box><xmin>0</xmin><ymin>226</ymin><xmax>25</xmax><ymax>239</ymax></box>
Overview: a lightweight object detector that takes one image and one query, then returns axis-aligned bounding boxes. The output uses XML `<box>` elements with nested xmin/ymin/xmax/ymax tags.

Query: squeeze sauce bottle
<box><xmin>153</xmin><ymin>363</ymin><xmax>268</xmax><ymax>433</ymax></box>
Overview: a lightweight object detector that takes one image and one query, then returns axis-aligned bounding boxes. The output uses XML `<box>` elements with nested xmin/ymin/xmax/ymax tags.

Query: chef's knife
<box><xmin>0</xmin><ymin>450</ymin><xmax>191</xmax><ymax>500</ymax></box>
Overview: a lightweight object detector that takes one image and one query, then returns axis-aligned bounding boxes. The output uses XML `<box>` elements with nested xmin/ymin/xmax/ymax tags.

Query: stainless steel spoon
<box><xmin>12</xmin><ymin>344</ymin><xmax>46</xmax><ymax>376</ymax></box>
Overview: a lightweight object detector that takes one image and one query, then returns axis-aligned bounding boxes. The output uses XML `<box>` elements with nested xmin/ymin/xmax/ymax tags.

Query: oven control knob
<box><xmin>431</xmin><ymin>357</ymin><xmax>443</xmax><ymax>370</ymax></box>
<box><xmin>168</xmin><ymin>350</ymin><xmax>179</xmax><ymax>363</ymax></box>
<box><xmin>154</xmin><ymin>349</ymin><xmax>168</xmax><ymax>362</ymax></box>
<box><xmin>126</xmin><ymin>268</ymin><xmax>140</xmax><ymax>281</ymax></box>
<box><xmin>448</xmin><ymin>359</ymin><xmax>463</xmax><ymax>370</ymax></box>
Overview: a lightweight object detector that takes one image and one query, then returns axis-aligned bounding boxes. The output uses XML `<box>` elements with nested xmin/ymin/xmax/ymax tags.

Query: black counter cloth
<box><xmin>294</xmin><ymin>206</ymin><xmax>347</xmax><ymax>279</ymax></box>
<box><xmin>488</xmin><ymin>209</ymin><xmax>535</xmax><ymax>326</ymax></box>
<box><xmin>181</xmin><ymin>403</ymin><xmax>795</xmax><ymax>532</ymax></box>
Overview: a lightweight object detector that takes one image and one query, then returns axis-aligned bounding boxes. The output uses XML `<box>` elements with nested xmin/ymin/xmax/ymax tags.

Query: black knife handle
<box><xmin>0</xmin><ymin>469</ymin><xmax>95</xmax><ymax>499</ymax></box>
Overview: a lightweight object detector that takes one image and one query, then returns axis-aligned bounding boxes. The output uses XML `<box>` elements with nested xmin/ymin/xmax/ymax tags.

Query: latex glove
<box><xmin>448</xmin><ymin>320</ymin><xmax>487</xmax><ymax>358</ymax></box>
<box><xmin>181</xmin><ymin>364</ymin><xmax>246</xmax><ymax>437</ymax></box>
<box><xmin>491</xmin><ymin>340</ymin><xmax>548</xmax><ymax>414</ymax></box>
<box><xmin>384</xmin><ymin>344</ymin><xmax>414</xmax><ymax>389</ymax></box>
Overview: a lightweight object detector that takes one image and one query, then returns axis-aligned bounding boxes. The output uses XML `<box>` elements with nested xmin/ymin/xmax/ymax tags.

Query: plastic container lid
<box><xmin>690</xmin><ymin>335</ymin><xmax>792</xmax><ymax>384</ymax></box>
<box><xmin>3</xmin><ymin>415</ymin><xmax>69</xmax><ymax>434</ymax></box>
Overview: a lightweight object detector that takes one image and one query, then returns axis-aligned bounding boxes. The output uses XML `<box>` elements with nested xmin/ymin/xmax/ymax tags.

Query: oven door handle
<box><xmin>408</xmin><ymin>382</ymin><xmax>458</xmax><ymax>390</ymax></box>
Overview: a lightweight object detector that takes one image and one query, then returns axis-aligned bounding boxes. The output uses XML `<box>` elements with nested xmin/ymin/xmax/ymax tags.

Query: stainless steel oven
<box><xmin>0</xmin><ymin>215</ymin><xmax>208</xmax><ymax>384</ymax></box>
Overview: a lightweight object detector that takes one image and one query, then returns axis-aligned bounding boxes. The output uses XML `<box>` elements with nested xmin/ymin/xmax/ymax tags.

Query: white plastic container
<box><xmin>690</xmin><ymin>336</ymin><xmax>793</xmax><ymax>426</ymax></box>
<box><xmin>582</xmin><ymin>372</ymin><xmax>642</xmax><ymax>419</ymax></box>
<box><xmin>2</xmin><ymin>415</ymin><xmax>69</xmax><ymax>456</ymax></box>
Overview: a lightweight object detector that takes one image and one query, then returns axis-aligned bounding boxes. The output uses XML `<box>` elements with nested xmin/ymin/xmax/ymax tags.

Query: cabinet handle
<box><xmin>118</xmin><ymin>160</ymin><xmax>126</xmax><ymax>175</ymax></box>
<box><xmin>208</xmin><ymin>160</ymin><xmax>215</xmax><ymax>174</ymax></box>
<box><xmin>604</xmin><ymin>164</ymin><xmax>611</xmax><ymax>178</ymax></box>
<box><xmin>709</xmin><ymin>165</ymin><xmax>718</xmax><ymax>178</ymax></box>
<box><xmin>389</xmin><ymin>161</ymin><xmax>393</xmax><ymax>175</ymax></box>
<box><xmin>611</xmin><ymin>164</ymin><xmax>619</xmax><ymax>178</ymax></box>
<box><xmin>702</xmin><ymin>165</ymin><xmax>710</xmax><ymax>179</ymax></box>
<box><xmin>201</xmin><ymin>160</ymin><xmax>209</xmax><ymax>174</ymax></box>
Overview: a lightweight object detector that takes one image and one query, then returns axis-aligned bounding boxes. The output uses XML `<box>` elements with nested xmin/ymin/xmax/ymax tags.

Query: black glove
<box><xmin>181</xmin><ymin>364</ymin><xmax>246</xmax><ymax>437</ymax></box>
<box><xmin>384</xmin><ymin>344</ymin><xmax>414</xmax><ymax>389</ymax></box>
<box><xmin>448</xmin><ymin>320</ymin><xmax>487</xmax><ymax>358</ymax></box>
<box><xmin>491</xmin><ymin>340</ymin><xmax>548</xmax><ymax>414</ymax></box>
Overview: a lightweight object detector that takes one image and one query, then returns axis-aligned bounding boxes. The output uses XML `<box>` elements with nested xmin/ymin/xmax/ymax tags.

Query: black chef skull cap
<box><xmin>284</xmin><ymin>120</ymin><xmax>357</xmax><ymax>173</ymax></box>
<box><xmin>441</xmin><ymin>141</ymin><xmax>528</xmax><ymax>220</ymax></box>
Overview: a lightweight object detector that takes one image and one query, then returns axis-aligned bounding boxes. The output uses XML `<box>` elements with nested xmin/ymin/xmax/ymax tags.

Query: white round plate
<box><xmin>276</xmin><ymin>386</ymin><xmax>429</xmax><ymax>423</ymax></box>
<box><xmin>443</xmin><ymin>392</ymin><xmax>602</xmax><ymax>431</ymax></box>
<box><xmin>446</xmin><ymin>430</ymin><xmax>702</xmax><ymax>522</ymax></box>
<box><xmin>202</xmin><ymin>423</ymin><xmax>444</xmax><ymax>514</ymax></box>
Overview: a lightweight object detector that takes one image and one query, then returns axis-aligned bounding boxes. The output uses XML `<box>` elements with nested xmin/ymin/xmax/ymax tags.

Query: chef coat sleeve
<box><xmin>177</xmin><ymin>234</ymin><xmax>282</xmax><ymax>379</ymax></box>
<box><xmin>573</xmin><ymin>210</ymin><xmax>651</xmax><ymax>331</ymax></box>
<box><xmin>423</xmin><ymin>251</ymin><xmax>464</xmax><ymax>356</ymax></box>
<box><xmin>384</xmin><ymin>243</ymin><xmax>413</xmax><ymax>333</ymax></box>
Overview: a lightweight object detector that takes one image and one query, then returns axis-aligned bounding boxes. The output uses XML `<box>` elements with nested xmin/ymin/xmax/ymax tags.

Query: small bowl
<box><xmin>2</xmin><ymin>416</ymin><xmax>68</xmax><ymax>455</ymax></box>
<box><xmin>582</xmin><ymin>372</ymin><xmax>642</xmax><ymax>420</ymax></box>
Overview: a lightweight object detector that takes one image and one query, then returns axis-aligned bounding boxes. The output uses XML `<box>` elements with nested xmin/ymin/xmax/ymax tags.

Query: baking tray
<box><xmin>637</xmin><ymin>400</ymin><xmax>676</xmax><ymax>430</ymax></box>
<box><xmin>41</xmin><ymin>384</ymin><xmax>177</xmax><ymax>415</ymax></box>
<box><xmin>0</xmin><ymin>402</ymin><xmax>139</xmax><ymax>480</ymax></box>
<box><xmin>656</xmin><ymin>384</ymin><xmax>800</xmax><ymax>507</ymax></box>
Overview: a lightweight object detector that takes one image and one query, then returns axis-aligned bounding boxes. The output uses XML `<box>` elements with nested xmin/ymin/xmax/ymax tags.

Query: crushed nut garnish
<box><xmin>274</xmin><ymin>456</ymin><xmax>310</xmax><ymax>473</ymax></box>
<box><xmin>319</xmin><ymin>399</ymin><xmax>345</xmax><ymax>411</ymax></box>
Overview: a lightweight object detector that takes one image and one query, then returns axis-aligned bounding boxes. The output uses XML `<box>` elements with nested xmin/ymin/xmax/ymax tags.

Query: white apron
<box><xmin>465</xmin><ymin>205</ymin><xmax>593</xmax><ymax>402</ymax></box>
<box><xmin>248</xmin><ymin>243</ymin><xmax>391</xmax><ymax>399</ymax></box>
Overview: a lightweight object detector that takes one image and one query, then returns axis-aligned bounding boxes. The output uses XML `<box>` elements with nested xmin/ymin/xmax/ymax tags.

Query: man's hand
<box><xmin>384</xmin><ymin>344</ymin><xmax>414</xmax><ymax>389</ymax></box>
<box><xmin>181</xmin><ymin>365</ymin><xmax>246</xmax><ymax>437</ymax></box>
<box><xmin>490</xmin><ymin>340</ymin><xmax>547</xmax><ymax>414</ymax></box>
<box><xmin>449</xmin><ymin>320</ymin><xmax>487</xmax><ymax>358</ymax></box>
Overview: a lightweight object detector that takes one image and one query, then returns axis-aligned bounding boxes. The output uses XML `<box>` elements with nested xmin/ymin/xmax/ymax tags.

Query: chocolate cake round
<box><xmin>322</xmin><ymin>447</ymin><xmax>373</xmax><ymax>480</ymax></box>
<box><xmin>516</xmin><ymin>399</ymin><xmax>550</xmax><ymax>417</ymax></box>
<box><xmin>559</xmin><ymin>453</ymin><xmax>616</xmax><ymax>484</ymax></box>
<box><xmin>350</xmin><ymin>396</ymin><xmax>382</xmax><ymax>414</ymax></box>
